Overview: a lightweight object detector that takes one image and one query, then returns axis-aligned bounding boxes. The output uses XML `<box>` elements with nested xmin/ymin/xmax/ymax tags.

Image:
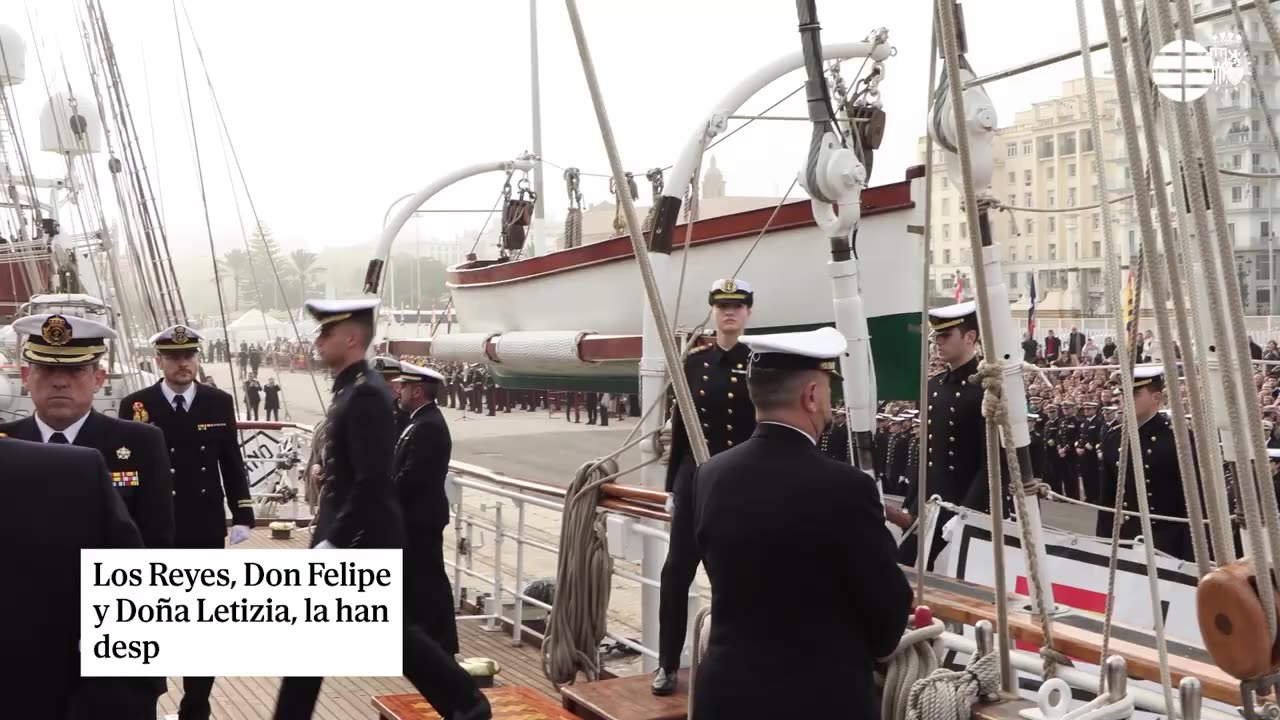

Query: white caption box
<box><xmin>81</xmin><ymin>549</ymin><xmax>403</xmax><ymax>677</ymax></box>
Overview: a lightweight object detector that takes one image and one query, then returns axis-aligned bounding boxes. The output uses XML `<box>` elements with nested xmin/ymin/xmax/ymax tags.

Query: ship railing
<box><xmin>443</xmin><ymin>460</ymin><xmax>705</xmax><ymax>665</ymax></box>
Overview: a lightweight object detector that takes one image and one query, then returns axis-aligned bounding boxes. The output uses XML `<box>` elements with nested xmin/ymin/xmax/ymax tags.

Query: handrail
<box><xmin>448</xmin><ymin>459</ymin><xmax>673</xmax><ymax>522</ymax></box>
<box><xmin>235</xmin><ymin>420</ymin><xmax>314</xmax><ymax>433</ymax></box>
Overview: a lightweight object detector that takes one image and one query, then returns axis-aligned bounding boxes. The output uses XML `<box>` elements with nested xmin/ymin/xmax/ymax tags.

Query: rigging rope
<box><xmin>903</xmin><ymin>648</ymin><xmax>1002</xmax><ymax>720</ymax></box>
<box><xmin>915</xmin><ymin>5</ymin><xmax>940</xmax><ymax>607</ymax></box>
<box><xmin>880</xmin><ymin>618</ymin><xmax>944</xmax><ymax>720</ymax></box>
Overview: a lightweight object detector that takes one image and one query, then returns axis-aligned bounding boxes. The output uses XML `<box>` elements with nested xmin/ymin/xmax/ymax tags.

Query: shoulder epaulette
<box><xmin>688</xmin><ymin>344</ymin><xmax>711</xmax><ymax>355</ymax></box>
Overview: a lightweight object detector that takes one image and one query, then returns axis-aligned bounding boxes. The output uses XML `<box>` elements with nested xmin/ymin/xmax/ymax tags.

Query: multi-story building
<box><xmin>918</xmin><ymin>78</ymin><xmax>1123</xmax><ymax>316</ymax></box>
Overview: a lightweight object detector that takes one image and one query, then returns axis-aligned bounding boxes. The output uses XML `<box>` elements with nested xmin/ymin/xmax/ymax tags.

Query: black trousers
<box><xmin>176</xmin><ymin>534</ymin><xmax>226</xmax><ymax>720</ymax></box>
<box><xmin>274</xmin><ymin>624</ymin><xmax>482</xmax><ymax>719</ymax></box>
<box><xmin>896</xmin><ymin>507</ymin><xmax>952</xmax><ymax>572</ymax></box>
<box><xmin>658</xmin><ymin>461</ymin><xmax>698</xmax><ymax>671</ymax></box>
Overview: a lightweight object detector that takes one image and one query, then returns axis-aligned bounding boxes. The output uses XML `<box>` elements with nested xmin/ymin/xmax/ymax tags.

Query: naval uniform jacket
<box><xmin>312</xmin><ymin>359</ymin><xmax>405</xmax><ymax>549</ymax></box>
<box><xmin>688</xmin><ymin>423</ymin><xmax>911</xmax><ymax>719</ymax></box>
<box><xmin>392</xmin><ymin>401</ymin><xmax>459</xmax><ymax>654</ymax></box>
<box><xmin>924</xmin><ymin>355</ymin><xmax>990</xmax><ymax>511</ymax></box>
<box><xmin>120</xmin><ymin>382</ymin><xmax>253</xmax><ymax>547</ymax></box>
<box><xmin>0</xmin><ymin>410</ymin><xmax>173</xmax><ymax>550</ymax></box>
<box><xmin>0</xmin><ymin>438</ymin><xmax>142</xmax><ymax>719</ymax></box>
<box><xmin>1097</xmin><ymin>412</ymin><xmax>1194</xmax><ymax>561</ymax></box>
<box><xmin>664</xmin><ymin>340</ymin><xmax>755</xmax><ymax>493</ymax></box>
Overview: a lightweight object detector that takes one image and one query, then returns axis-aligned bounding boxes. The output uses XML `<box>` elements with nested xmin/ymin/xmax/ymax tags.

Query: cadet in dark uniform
<box><xmin>1057</xmin><ymin>400</ymin><xmax>1081</xmax><ymax>500</ymax></box>
<box><xmin>120</xmin><ymin>324</ymin><xmax>254</xmax><ymax>720</ymax></box>
<box><xmin>688</xmin><ymin>327</ymin><xmax>911</xmax><ymax>718</ymax></box>
<box><xmin>373</xmin><ymin>355</ymin><xmax>408</xmax><ymax>431</ymax></box>
<box><xmin>873</xmin><ymin>413</ymin><xmax>891</xmax><ymax>487</ymax></box>
<box><xmin>1043</xmin><ymin>403</ymin><xmax>1063</xmax><ymax>494</ymax></box>
<box><xmin>0</xmin><ymin>437</ymin><xmax>143</xmax><ymax>719</ymax></box>
<box><xmin>274</xmin><ymin>299</ymin><xmax>491</xmax><ymax>720</ymax></box>
<box><xmin>1096</xmin><ymin>366</ymin><xmax>1193</xmax><ymax>560</ymax></box>
<box><xmin>818</xmin><ymin>407</ymin><xmax>851</xmax><ymax>463</ymax></box>
<box><xmin>1079</xmin><ymin>400</ymin><xmax>1103</xmax><ymax>503</ymax></box>
<box><xmin>653</xmin><ymin>278</ymin><xmax>758</xmax><ymax>696</ymax></box>
<box><xmin>0</xmin><ymin>313</ymin><xmax>173</xmax><ymax>717</ymax></box>
<box><xmin>895</xmin><ymin>301</ymin><xmax>989</xmax><ymax>570</ymax></box>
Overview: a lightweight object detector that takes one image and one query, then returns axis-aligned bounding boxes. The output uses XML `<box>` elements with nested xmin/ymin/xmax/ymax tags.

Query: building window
<box><xmin>943</xmin><ymin>225</ymin><xmax>951</xmax><ymax>241</ymax></box>
<box><xmin>1260</xmin><ymin>260</ymin><xmax>1272</xmax><ymax>281</ymax></box>
<box><xmin>1233</xmin><ymin>154</ymin><xmax>1242</xmax><ymax>169</ymax></box>
<box><xmin>1058</xmin><ymin>131</ymin><xmax>1077</xmax><ymax>155</ymax></box>
<box><xmin>1047</xmin><ymin>166</ymin><xmax>1056</xmax><ymax>180</ymax></box>
<box><xmin>944</xmin><ymin>248</ymin><xmax>952</xmax><ymax>264</ymax></box>
<box><xmin>1228</xmin><ymin>223</ymin><xmax>1236</xmax><ymax>242</ymax></box>
<box><xmin>1091</xmin><ymin>183</ymin><xmax>1099</xmax><ymax>201</ymax></box>
<box><xmin>1049</xmin><ymin>243</ymin><xmax>1057</xmax><ymax>260</ymax></box>
<box><xmin>1025</xmin><ymin>192</ymin><xmax>1032</xmax><ymax>206</ymax></box>
<box><xmin>1009</xmin><ymin>273</ymin><xmax>1018</xmax><ymax>289</ymax></box>
<box><xmin>1068</xmin><ymin>162</ymin><xmax>1077</xmax><ymax>177</ymax></box>
<box><xmin>1025</xmin><ymin>244</ymin><xmax>1033</xmax><ymax>260</ymax></box>
<box><xmin>1008</xmin><ymin>194</ymin><xmax>1016</xmax><ymax>207</ymax></box>
<box><xmin>1048</xmin><ymin>217</ymin><xmax>1057</xmax><ymax>233</ymax></box>
<box><xmin>960</xmin><ymin>221</ymin><xmax>968</xmax><ymax>237</ymax></box>
<box><xmin>1008</xmin><ymin>171</ymin><xmax>1016</xmax><ymax>185</ymax></box>
<box><xmin>941</xmin><ymin>198</ymin><xmax>950</xmax><ymax>215</ymax></box>
<box><xmin>1047</xmin><ymin>189</ymin><xmax>1056</xmax><ymax>208</ymax></box>
<box><xmin>1024</xmin><ymin>169</ymin><xmax>1033</xmax><ymax>185</ymax></box>
<box><xmin>1253</xmin><ymin>153</ymin><xmax>1262</xmax><ymax>168</ymax></box>
<box><xmin>1067</xmin><ymin>187</ymin><xmax>1077</xmax><ymax>206</ymax></box>
<box><xmin>1022</xmin><ymin>140</ymin><xmax>1032</xmax><ymax>155</ymax></box>
<box><xmin>1007</xmin><ymin>143</ymin><xmax>1017</xmax><ymax>157</ymax></box>
<box><xmin>1263</xmin><ymin>220</ymin><xmax>1271</xmax><ymax>238</ymax></box>
<box><xmin>1026</xmin><ymin>218</ymin><xmax>1035</xmax><ymax>234</ymax></box>
<box><xmin>942</xmin><ymin>177</ymin><xmax>949</xmax><ymax>188</ymax></box>
<box><xmin>1010</xmin><ymin>247</ymin><xmax>1018</xmax><ymax>261</ymax></box>
<box><xmin>1092</xmin><ymin>239</ymin><xmax>1101</xmax><ymax>256</ymax></box>
<box><xmin>1091</xmin><ymin>213</ymin><xmax>1100</xmax><ymax>230</ymax></box>
<box><xmin>1260</xmin><ymin>289</ymin><xmax>1272</xmax><ymax>309</ymax></box>
<box><xmin>942</xmin><ymin>274</ymin><xmax>953</xmax><ymax>289</ymax></box>
<box><xmin>1233</xmin><ymin>186</ymin><xmax>1244</xmax><ymax>203</ymax></box>
<box><xmin>1038</xmin><ymin>136</ymin><xmax>1055</xmax><ymax>159</ymax></box>
<box><xmin>1080</xmin><ymin>128</ymin><xmax>1094</xmax><ymax>153</ymax></box>
<box><xmin>1009</xmin><ymin>218</ymin><xmax>1018</xmax><ymax>235</ymax></box>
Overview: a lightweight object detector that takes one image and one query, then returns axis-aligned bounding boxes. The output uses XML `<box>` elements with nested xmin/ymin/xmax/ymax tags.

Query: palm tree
<box><xmin>290</xmin><ymin>248</ymin><xmax>325</xmax><ymax>301</ymax></box>
<box><xmin>221</xmin><ymin>249</ymin><xmax>252</xmax><ymax>311</ymax></box>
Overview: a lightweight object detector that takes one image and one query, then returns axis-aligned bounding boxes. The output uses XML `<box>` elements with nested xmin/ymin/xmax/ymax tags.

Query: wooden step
<box><xmin>374</xmin><ymin>686</ymin><xmax>579</xmax><ymax>719</ymax></box>
<box><xmin>560</xmin><ymin>670</ymin><xmax>689</xmax><ymax>720</ymax></box>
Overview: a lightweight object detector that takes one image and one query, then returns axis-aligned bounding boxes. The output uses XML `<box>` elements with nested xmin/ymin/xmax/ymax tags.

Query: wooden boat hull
<box><xmin>419</xmin><ymin>167</ymin><xmax>926</xmax><ymax>395</ymax></box>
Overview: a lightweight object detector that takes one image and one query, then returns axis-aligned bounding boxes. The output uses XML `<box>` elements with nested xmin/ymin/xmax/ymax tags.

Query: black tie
<box><xmin>174</xmin><ymin>395</ymin><xmax>186</xmax><ymax>414</ymax></box>
<box><xmin>49</xmin><ymin>432</ymin><xmax>68</xmax><ymax>444</ymax></box>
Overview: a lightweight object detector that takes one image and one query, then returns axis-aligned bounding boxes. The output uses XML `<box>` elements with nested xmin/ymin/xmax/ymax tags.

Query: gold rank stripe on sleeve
<box><xmin>238</xmin><ymin>499</ymin><xmax>254</xmax><ymax>508</ymax></box>
<box><xmin>196</xmin><ymin>422</ymin><xmax>228</xmax><ymax>431</ymax></box>
<box><xmin>110</xmin><ymin>471</ymin><xmax>140</xmax><ymax>487</ymax></box>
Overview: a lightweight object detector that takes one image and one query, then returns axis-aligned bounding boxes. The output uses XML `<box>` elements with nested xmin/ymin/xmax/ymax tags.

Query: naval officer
<box><xmin>688</xmin><ymin>327</ymin><xmax>911</xmax><ymax>718</ymax></box>
<box><xmin>273</xmin><ymin>299</ymin><xmax>491</xmax><ymax>720</ymax></box>
<box><xmin>0</xmin><ymin>437</ymin><xmax>143</xmax><ymax>719</ymax></box>
<box><xmin>119</xmin><ymin>324</ymin><xmax>254</xmax><ymax>720</ymax></box>
<box><xmin>0</xmin><ymin>313</ymin><xmax>173</xmax><ymax>717</ymax></box>
<box><xmin>373</xmin><ymin>355</ymin><xmax>408</xmax><ymax>432</ymax></box>
<box><xmin>1096</xmin><ymin>365</ymin><xmax>1194</xmax><ymax>561</ymax></box>
<box><xmin>896</xmin><ymin>301</ymin><xmax>991</xmax><ymax>571</ymax></box>
<box><xmin>653</xmin><ymin>277</ymin><xmax>758</xmax><ymax>696</ymax></box>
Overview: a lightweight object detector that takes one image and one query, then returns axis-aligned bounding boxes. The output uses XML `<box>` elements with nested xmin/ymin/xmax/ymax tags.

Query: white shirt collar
<box><xmin>760</xmin><ymin>420</ymin><xmax>817</xmax><ymax>446</ymax></box>
<box><xmin>35</xmin><ymin>410</ymin><xmax>91</xmax><ymax>444</ymax></box>
<box><xmin>161</xmin><ymin>381</ymin><xmax>196</xmax><ymax>410</ymax></box>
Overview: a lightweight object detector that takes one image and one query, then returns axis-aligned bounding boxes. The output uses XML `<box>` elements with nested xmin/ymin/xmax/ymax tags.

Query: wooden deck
<box><xmin>154</xmin><ymin>528</ymin><xmax>559</xmax><ymax>718</ymax></box>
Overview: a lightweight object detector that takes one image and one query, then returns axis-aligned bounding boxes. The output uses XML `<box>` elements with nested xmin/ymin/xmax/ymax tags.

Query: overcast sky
<box><xmin>6</xmin><ymin>0</ymin><xmax>1125</xmax><ymax>262</ymax></box>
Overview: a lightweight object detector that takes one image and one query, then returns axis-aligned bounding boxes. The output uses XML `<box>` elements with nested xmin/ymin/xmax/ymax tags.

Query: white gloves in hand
<box><xmin>229</xmin><ymin>525</ymin><xmax>252</xmax><ymax>545</ymax></box>
<box><xmin>315</xmin><ymin>539</ymin><xmax>336</xmax><ymax>550</ymax></box>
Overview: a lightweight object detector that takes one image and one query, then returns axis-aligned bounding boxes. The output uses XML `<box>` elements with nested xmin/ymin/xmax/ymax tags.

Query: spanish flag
<box><xmin>1122</xmin><ymin>267</ymin><xmax>1136</xmax><ymax>335</ymax></box>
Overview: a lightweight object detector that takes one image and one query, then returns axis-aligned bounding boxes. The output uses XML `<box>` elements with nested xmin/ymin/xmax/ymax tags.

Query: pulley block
<box><xmin>1196</xmin><ymin>558</ymin><xmax>1280</xmax><ymax>679</ymax></box>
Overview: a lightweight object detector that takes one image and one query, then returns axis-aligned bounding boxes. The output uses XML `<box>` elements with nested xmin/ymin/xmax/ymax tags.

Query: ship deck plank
<box><xmin>148</xmin><ymin>528</ymin><xmax>558</xmax><ymax>718</ymax></box>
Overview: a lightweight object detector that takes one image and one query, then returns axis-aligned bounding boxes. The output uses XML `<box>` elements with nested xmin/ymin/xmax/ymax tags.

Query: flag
<box><xmin>953</xmin><ymin>274</ymin><xmax>963</xmax><ymax>302</ymax></box>
<box><xmin>1122</xmin><ymin>267</ymin><xmax>1136</xmax><ymax>335</ymax></box>
<box><xmin>1027</xmin><ymin>273</ymin><xmax>1037</xmax><ymax>336</ymax></box>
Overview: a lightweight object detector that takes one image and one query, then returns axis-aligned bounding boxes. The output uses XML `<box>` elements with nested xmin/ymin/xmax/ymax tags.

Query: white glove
<box><xmin>229</xmin><ymin>525</ymin><xmax>252</xmax><ymax>545</ymax></box>
<box><xmin>315</xmin><ymin>539</ymin><xmax>336</xmax><ymax>550</ymax></box>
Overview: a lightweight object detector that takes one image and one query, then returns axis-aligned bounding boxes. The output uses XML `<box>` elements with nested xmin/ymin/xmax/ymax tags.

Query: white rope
<box><xmin>541</xmin><ymin>457</ymin><xmax>618</xmax><ymax>685</ymax></box>
<box><xmin>880</xmin><ymin>618</ymin><xmax>944</xmax><ymax>720</ymax></box>
<box><xmin>903</xmin><ymin>648</ymin><xmax>1002</xmax><ymax>720</ymax></box>
<box><xmin>687</xmin><ymin>606</ymin><xmax>712</xmax><ymax>720</ymax></box>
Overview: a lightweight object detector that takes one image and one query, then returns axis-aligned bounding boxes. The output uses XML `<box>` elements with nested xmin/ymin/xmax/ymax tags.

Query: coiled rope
<box><xmin>903</xmin><ymin>647</ymin><xmax>1002</xmax><ymax>720</ymax></box>
<box><xmin>880</xmin><ymin>618</ymin><xmax>944</xmax><ymax>720</ymax></box>
<box><xmin>542</xmin><ymin>457</ymin><xmax>619</xmax><ymax>685</ymax></box>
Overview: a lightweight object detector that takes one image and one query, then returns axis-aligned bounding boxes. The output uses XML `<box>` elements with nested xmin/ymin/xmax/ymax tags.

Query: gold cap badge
<box><xmin>719</xmin><ymin>278</ymin><xmax>736</xmax><ymax>293</ymax></box>
<box><xmin>172</xmin><ymin>326</ymin><xmax>189</xmax><ymax>345</ymax></box>
<box><xmin>41</xmin><ymin>315</ymin><xmax>72</xmax><ymax>346</ymax></box>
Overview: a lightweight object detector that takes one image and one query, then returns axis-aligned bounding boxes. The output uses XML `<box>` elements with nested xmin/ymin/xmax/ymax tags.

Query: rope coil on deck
<box><xmin>903</xmin><ymin>649</ymin><xmax>1002</xmax><ymax>720</ymax></box>
<box><xmin>880</xmin><ymin>618</ymin><xmax>944</xmax><ymax>720</ymax></box>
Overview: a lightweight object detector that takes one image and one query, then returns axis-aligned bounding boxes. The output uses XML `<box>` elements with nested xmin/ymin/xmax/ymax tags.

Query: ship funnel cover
<box><xmin>40</xmin><ymin>91</ymin><xmax>102</xmax><ymax>155</ymax></box>
<box><xmin>0</xmin><ymin>26</ymin><xmax>26</xmax><ymax>86</ymax></box>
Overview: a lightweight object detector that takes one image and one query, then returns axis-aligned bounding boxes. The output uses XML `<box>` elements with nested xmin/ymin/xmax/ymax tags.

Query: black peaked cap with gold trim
<box><xmin>708</xmin><ymin>277</ymin><xmax>754</xmax><ymax>307</ymax></box>
<box><xmin>304</xmin><ymin>297</ymin><xmax>380</xmax><ymax>329</ymax></box>
<box><xmin>150</xmin><ymin>324</ymin><xmax>203</xmax><ymax>352</ymax></box>
<box><xmin>928</xmin><ymin>300</ymin><xmax>978</xmax><ymax>334</ymax></box>
<box><xmin>743</xmin><ymin>326</ymin><xmax>847</xmax><ymax>380</ymax></box>
<box><xmin>14</xmin><ymin>313</ymin><xmax>116</xmax><ymax>366</ymax></box>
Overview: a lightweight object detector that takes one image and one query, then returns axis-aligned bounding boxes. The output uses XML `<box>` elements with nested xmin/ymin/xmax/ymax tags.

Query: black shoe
<box><xmin>650</xmin><ymin>668</ymin><xmax>677</xmax><ymax>696</ymax></box>
<box><xmin>450</xmin><ymin>694</ymin><xmax>492</xmax><ymax>720</ymax></box>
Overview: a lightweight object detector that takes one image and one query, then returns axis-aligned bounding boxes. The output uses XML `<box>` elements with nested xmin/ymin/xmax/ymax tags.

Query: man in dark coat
<box><xmin>274</xmin><ymin>299</ymin><xmax>490</xmax><ymax>720</ymax></box>
<box><xmin>688</xmin><ymin>327</ymin><xmax>911</xmax><ymax>718</ymax></box>
<box><xmin>895</xmin><ymin>301</ymin><xmax>993</xmax><ymax>570</ymax></box>
<box><xmin>0</xmin><ymin>313</ymin><xmax>173</xmax><ymax>717</ymax></box>
<box><xmin>373</xmin><ymin>355</ymin><xmax>408</xmax><ymax>432</ymax></box>
<box><xmin>120</xmin><ymin>324</ymin><xmax>255</xmax><ymax>720</ymax></box>
<box><xmin>0</xmin><ymin>437</ymin><xmax>143</xmax><ymax>719</ymax></box>
<box><xmin>390</xmin><ymin>362</ymin><xmax>460</xmax><ymax>654</ymax></box>
<box><xmin>653</xmin><ymin>278</ymin><xmax>758</xmax><ymax>696</ymax></box>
